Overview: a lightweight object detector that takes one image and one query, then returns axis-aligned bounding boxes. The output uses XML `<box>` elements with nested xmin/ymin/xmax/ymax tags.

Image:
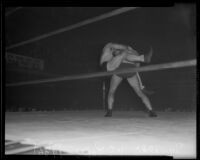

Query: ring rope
<box><xmin>6</xmin><ymin>59</ymin><xmax>196</xmax><ymax>87</ymax></box>
<box><xmin>6</xmin><ymin>7</ymin><xmax>138</xmax><ymax>50</ymax></box>
<box><xmin>5</xmin><ymin>7</ymin><xmax>23</xmax><ymax>16</ymax></box>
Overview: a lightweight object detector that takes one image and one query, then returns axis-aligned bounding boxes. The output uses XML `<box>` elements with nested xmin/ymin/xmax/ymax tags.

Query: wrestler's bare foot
<box><xmin>104</xmin><ymin>109</ymin><xmax>112</xmax><ymax>117</ymax></box>
<box><xmin>148</xmin><ymin>110</ymin><xmax>157</xmax><ymax>117</ymax></box>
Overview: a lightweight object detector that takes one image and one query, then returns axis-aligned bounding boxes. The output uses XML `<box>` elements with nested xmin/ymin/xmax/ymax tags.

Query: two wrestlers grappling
<box><xmin>100</xmin><ymin>42</ymin><xmax>157</xmax><ymax>117</ymax></box>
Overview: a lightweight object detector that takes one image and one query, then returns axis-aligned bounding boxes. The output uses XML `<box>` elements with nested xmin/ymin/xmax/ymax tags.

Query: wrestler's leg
<box><xmin>144</xmin><ymin>46</ymin><xmax>153</xmax><ymax>63</ymax></box>
<box><xmin>127</xmin><ymin>75</ymin><xmax>157</xmax><ymax>117</ymax></box>
<box><xmin>105</xmin><ymin>74</ymin><xmax>122</xmax><ymax>117</ymax></box>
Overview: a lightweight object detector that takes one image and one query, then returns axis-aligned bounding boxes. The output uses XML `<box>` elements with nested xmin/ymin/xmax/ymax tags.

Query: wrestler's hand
<box><xmin>117</xmin><ymin>51</ymin><xmax>127</xmax><ymax>61</ymax></box>
<box><xmin>112</xmin><ymin>50</ymin><xmax>121</xmax><ymax>56</ymax></box>
<box><xmin>126</xmin><ymin>49</ymin><xmax>139</xmax><ymax>56</ymax></box>
<box><xmin>122</xmin><ymin>51</ymin><xmax>128</xmax><ymax>58</ymax></box>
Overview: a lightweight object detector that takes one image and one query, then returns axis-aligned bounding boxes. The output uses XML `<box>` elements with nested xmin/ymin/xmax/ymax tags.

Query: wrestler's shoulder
<box><xmin>106</xmin><ymin>42</ymin><xmax>115</xmax><ymax>46</ymax></box>
<box><xmin>103</xmin><ymin>42</ymin><xmax>113</xmax><ymax>48</ymax></box>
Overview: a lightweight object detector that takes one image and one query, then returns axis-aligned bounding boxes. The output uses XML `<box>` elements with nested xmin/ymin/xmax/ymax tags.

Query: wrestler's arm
<box><xmin>124</xmin><ymin>46</ymin><xmax>145</xmax><ymax>62</ymax></box>
<box><xmin>107</xmin><ymin>52</ymin><xmax>127</xmax><ymax>71</ymax></box>
<box><xmin>111</xmin><ymin>49</ymin><xmax>144</xmax><ymax>63</ymax></box>
<box><xmin>104</xmin><ymin>43</ymin><xmax>144</xmax><ymax>63</ymax></box>
<box><xmin>109</xmin><ymin>43</ymin><xmax>129</xmax><ymax>50</ymax></box>
<box><xmin>125</xmin><ymin>54</ymin><xmax>145</xmax><ymax>62</ymax></box>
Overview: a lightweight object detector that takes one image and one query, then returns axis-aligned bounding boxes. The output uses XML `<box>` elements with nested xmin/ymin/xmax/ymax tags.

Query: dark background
<box><xmin>5</xmin><ymin>6</ymin><xmax>196</xmax><ymax>111</ymax></box>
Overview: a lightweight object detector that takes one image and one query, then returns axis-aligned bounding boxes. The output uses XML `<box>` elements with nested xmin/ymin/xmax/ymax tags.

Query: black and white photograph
<box><xmin>4</xmin><ymin>5</ymin><xmax>196</xmax><ymax>158</ymax></box>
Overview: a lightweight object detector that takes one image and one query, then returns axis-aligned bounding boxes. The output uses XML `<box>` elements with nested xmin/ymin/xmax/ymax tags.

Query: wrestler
<box><xmin>100</xmin><ymin>42</ymin><xmax>157</xmax><ymax>117</ymax></box>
